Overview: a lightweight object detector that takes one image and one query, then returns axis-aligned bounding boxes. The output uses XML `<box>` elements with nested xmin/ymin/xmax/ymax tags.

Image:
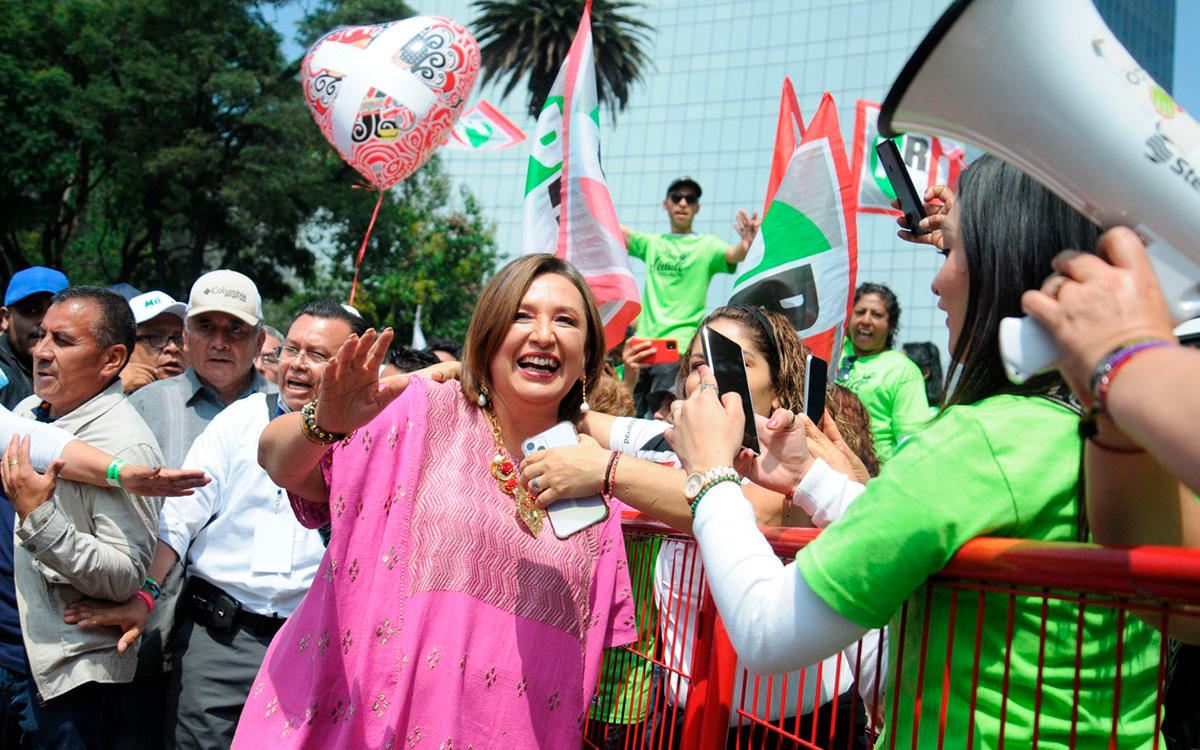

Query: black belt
<box><xmin>185</xmin><ymin>577</ymin><xmax>287</xmax><ymax>638</ymax></box>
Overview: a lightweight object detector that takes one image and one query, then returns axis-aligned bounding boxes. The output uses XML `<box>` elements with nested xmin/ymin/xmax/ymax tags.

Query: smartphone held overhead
<box><xmin>875</xmin><ymin>138</ymin><xmax>929</xmax><ymax>237</ymax></box>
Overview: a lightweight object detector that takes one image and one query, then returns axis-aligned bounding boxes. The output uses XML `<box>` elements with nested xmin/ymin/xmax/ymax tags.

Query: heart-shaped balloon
<box><xmin>302</xmin><ymin>17</ymin><xmax>480</xmax><ymax>190</ymax></box>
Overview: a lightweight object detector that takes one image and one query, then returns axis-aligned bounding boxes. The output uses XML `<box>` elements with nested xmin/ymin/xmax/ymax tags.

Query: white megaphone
<box><xmin>880</xmin><ymin>0</ymin><xmax>1200</xmax><ymax>383</ymax></box>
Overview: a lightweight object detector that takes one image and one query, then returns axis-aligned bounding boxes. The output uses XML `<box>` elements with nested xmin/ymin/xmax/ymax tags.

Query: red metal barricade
<box><xmin>583</xmin><ymin>513</ymin><xmax>1200</xmax><ymax>750</ymax></box>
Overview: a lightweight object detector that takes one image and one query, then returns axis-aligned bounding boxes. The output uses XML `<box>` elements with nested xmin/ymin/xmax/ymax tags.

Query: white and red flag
<box><xmin>730</xmin><ymin>91</ymin><xmax>858</xmax><ymax>363</ymax></box>
<box><xmin>851</xmin><ymin>99</ymin><xmax>968</xmax><ymax>215</ymax></box>
<box><xmin>522</xmin><ymin>0</ymin><xmax>639</xmax><ymax>349</ymax></box>
<box><xmin>443</xmin><ymin>99</ymin><xmax>526</xmax><ymax>151</ymax></box>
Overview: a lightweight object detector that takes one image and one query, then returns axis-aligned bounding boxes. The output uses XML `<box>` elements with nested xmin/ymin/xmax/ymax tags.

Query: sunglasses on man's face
<box><xmin>668</xmin><ymin>192</ymin><xmax>699</xmax><ymax>206</ymax></box>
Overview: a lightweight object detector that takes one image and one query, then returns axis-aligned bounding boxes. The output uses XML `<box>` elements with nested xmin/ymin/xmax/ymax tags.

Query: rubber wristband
<box><xmin>133</xmin><ymin>589</ymin><xmax>155</xmax><ymax>614</ymax></box>
<box><xmin>142</xmin><ymin>577</ymin><xmax>162</xmax><ymax>600</ymax></box>
<box><xmin>106</xmin><ymin>459</ymin><xmax>126</xmax><ymax>488</ymax></box>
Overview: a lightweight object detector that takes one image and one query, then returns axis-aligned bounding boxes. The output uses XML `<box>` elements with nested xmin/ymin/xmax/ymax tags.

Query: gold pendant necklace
<box><xmin>484</xmin><ymin>408</ymin><xmax>545</xmax><ymax>536</ymax></box>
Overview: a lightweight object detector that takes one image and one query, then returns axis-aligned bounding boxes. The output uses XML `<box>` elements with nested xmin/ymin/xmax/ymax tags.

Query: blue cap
<box><xmin>5</xmin><ymin>267</ymin><xmax>68</xmax><ymax>307</ymax></box>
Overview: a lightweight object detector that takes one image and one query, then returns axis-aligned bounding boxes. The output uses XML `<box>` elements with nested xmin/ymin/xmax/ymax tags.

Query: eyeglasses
<box><xmin>258</xmin><ymin>352</ymin><xmax>279</xmax><ymax>365</ymax></box>
<box><xmin>274</xmin><ymin>345</ymin><xmax>330</xmax><ymax>366</ymax></box>
<box><xmin>135</xmin><ymin>333</ymin><xmax>185</xmax><ymax>351</ymax></box>
<box><xmin>668</xmin><ymin>192</ymin><xmax>699</xmax><ymax>206</ymax></box>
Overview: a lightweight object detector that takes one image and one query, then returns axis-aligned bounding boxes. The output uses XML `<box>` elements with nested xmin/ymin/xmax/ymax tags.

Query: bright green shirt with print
<box><xmin>627</xmin><ymin>232</ymin><xmax>733</xmax><ymax>347</ymax></box>
<box><xmin>836</xmin><ymin>348</ymin><xmax>930</xmax><ymax>463</ymax></box>
<box><xmin>797</xmin><ymin>395</ymin><xmax>1160</xmax><ymax>749</ymax></box>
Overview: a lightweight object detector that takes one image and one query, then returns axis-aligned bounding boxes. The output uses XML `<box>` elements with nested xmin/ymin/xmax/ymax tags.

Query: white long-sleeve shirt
<box><xmin>159</xmin><ymin>394</ymin><xmax>324</xmax><ymax>617</ymax></box>
<box><xmin>608</xmin><ymin>417</ymin><xmax>869</xmax><ymax>725</ymax></box>
<box><xmin>0</xmin><ymin>405</ymin><xmax>73</xmax><ymax>470</ymax></box>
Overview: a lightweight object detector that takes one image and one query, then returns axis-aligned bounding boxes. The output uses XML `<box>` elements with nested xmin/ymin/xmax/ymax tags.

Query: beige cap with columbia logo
<box><xmin>186</xmin><ymin>270</ymin><xmax>262</xmax><ymax>326</ymax></box>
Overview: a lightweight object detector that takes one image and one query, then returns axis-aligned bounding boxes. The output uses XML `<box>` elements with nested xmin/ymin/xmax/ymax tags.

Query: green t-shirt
<box><xmin>590</xmin><ymin>535</ymin><xmax>661</xmax><ymax>724</ymax></box>
<box><xmin>836</xmin><ymin>348</ymin><xmax>930</xmax><ymax>463</ymax></box>
<box><xmin>627</xmin><ymin>231</ymin><xmax>734</xmax><ymax>346</ymax></box>
<box><xmin>797</xmin><ymin>395</ymin><xmax>1160</xmax><ymax>749</ymax></box>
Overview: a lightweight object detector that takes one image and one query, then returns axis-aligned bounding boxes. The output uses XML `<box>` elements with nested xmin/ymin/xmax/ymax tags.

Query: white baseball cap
<box><xmin>130</xmin><ymin>291</ymin><xmax>187</xmax><ymax>326</ymax></box>
<box><xmin>187</xmin><ymin>270</ymin><xmax>262</xmax><ymax>326</ymax></box>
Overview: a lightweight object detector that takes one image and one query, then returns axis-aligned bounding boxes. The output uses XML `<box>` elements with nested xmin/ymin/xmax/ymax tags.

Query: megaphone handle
<box><xmin>999</xmin><ymin>316</ymin><xmax>1061</xmax><ymax>384</ymax></box>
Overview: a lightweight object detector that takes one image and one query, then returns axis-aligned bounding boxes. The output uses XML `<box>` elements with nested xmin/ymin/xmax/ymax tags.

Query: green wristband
<box><xmin>105</xmin><ymin>459</ymin><xmax>126</xmax><ymax>488</ymax></box>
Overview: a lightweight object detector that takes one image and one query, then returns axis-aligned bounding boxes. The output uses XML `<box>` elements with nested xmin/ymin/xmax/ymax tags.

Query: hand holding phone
<box><xmin>804</xmin><ymin>355</ymin><xmax>828</xmax><ymax>426</ymax></box>
<box><xmin>522</xmin><ymin>423</ymin><xmax>609</xmax><ymax>539</ymax></box>
<box><xmin>700</xmin><ymin>326</ymin><xmax>761</xmax><ymax>454</ymax></box>
<box><xmin>627</xmin><ymin>337</ymin><xmax>679</xmax><ymax>365</ymax></box>
<box><xmin>875</xmin><ymin>138</ymin><xmax>929</xmax><ymax>238</ymax></box>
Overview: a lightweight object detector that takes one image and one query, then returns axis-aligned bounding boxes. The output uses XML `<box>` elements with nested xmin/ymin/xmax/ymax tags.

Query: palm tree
<box><xmin>472</xmin><ymin>0</ymin><xmax>654</xmax><ymax>120</ymax></box>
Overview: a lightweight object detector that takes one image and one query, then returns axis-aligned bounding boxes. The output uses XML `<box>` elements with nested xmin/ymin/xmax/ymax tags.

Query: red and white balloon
<box><xmin>301</xmin><ymin>17</ymin><xmax>480</xmax><ymax>190</ymax></box>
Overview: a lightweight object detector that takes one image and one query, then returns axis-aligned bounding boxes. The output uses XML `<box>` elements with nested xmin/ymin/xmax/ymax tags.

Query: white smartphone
<box><xmin>523</xmin><ymin>422</ymin><xmax>610</xmax><ymax>539</ymax></box>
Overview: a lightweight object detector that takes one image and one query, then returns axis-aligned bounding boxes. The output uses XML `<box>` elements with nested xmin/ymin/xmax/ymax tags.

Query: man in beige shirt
<box><xmin>5</xmin><ymin>286</ymin><xmax>162</xmax><ymax>748</ymax></box>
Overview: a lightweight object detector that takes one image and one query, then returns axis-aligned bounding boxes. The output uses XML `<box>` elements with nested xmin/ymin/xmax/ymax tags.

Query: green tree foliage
<box><xmin>472</xmin><ymin>0</ymin><xmax>654</xmax><ymax>120</ymax></box>
<box><xmin>266</xmin><ymin>154</ymin><xmax>498</xmax><ymax>343</ymax></box>
<box><xmin>0</xmin><ymin>0</ymin><xmax>498</xmax><ymax>343</ymax></box>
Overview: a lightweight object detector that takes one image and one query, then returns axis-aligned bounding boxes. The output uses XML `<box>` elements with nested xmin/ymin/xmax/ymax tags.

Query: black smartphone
<box><xmin>805</xmin><ymin>355</ymin><xmax>828</xmax><ymax>426</ymax></box>
<box><xmin>701</xmin><ymin>325</ymin><xmax>760</xmax><ymax>454</ymax></box>
<box><xmin>875</xmin><ymin>138</ymin><xmax>928</xmax><ymax>237</ymax></box>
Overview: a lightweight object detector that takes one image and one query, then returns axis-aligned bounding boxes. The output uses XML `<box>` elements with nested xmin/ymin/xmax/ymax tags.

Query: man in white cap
<box><xmin>121</xmin><ymin>291</ymin><xmax>190</xmax><ymax>395</ymax></box>
<box><xmin>122</xmin><ymin>271</ymin><xmax>275</xmax><ymax>748</ymax></box>
<box><xmin>128</xmin><ymin>270</ymin><xmax>274</xmax><ymax>469</ymax></box>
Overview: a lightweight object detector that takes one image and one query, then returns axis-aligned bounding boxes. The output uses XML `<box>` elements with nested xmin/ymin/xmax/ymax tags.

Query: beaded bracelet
<box><xmin>105</xmin><ymin>459</ymin><xmax>126</xmax><ymax>488</ymax></box>
<box><xmin>300</xmin><ymin>400</ymin><xmax>348</xmax><ymax>445</ymax></box>
<box><xmin>602</xmin><ymin>452</ymin><xmax>621</xmax><ymax>499</ymax></box>
<box><xmin>133</xmin><ymin>589</ymin><xmax>155</xmax><ymax>614</ymax></box>
<box><xmin>689</xmin><ymin>468</ymin><xmax>741</xmax><ymax>518</ymax></box>
<box><xmin>1088</xmin><ymin>338</ymin><xmax>1175</xmax><ymax>413</ymax></box>
<box><xmin>141</xmin><ymin>576</ymin><xmax>162</xmax><ymax>601</ymax></box>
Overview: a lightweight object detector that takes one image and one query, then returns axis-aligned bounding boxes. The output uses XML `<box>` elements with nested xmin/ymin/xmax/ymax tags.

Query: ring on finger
<box><xmin>6</xmin><ymin>459</ymin><xmax>16</xmax><ymax>467</ymax></box>
<box><xmin>786</xmin><ymin>412</ymin><xmax>797</xmax><ymax>430</ymax></box>
<box><xmin>530</xmin><ymin>476</ymin><xmax>541</xmax><ymax>494</ymax></box>
<box><xmin>1049</xmin><ymin>276</ymin><xmax>1068</xmax><ymax>300</ymax></box>
<box><xmin>699</xmin><ymin>382</ymin><xmax>718</xmax><ymax>393</ymax></box>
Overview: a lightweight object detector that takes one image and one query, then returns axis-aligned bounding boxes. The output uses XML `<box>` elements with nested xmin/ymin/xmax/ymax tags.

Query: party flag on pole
<box><xmin>412</xmin><ymin>304</ymin><xmax>427</xmax><ymax>349</ymax></box>
<box><xmin>762</xmin><ymin>78</ymin><xmax>804</xmax><ymax>216</ymax></box>
<box><xmin>851</xmin><ymin>99</ymin><xmax>967</xmax><ymax>215</ymax></box>
<box><xmin>443</xmin><ymin>99</ymin><xmax>527</xmax><ymax>151</ymax></box>
<box><xmin>729</xmin><ymin>92</ymin><xmax>858</xmax><ymax>363</ymax></box>
<box><xmin>522</xmin><ymin>0</ymin><xmax>640</xmax><ymax>349</ymax></box>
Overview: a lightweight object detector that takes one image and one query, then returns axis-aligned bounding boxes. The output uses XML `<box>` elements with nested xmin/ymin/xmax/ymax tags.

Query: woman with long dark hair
<box><xmin>666</xmin><ymin>155</ymin><xmax>1160</xmax><ymax>748</ymax></box>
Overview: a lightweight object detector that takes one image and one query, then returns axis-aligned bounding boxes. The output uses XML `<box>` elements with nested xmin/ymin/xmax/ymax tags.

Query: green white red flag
<box><xmin>851</xmin><ymin>99</ymin><xmax>967</xmax><ymax>215</ymax></box>
<box><xmin>729</xmin><ymin>91</ymin><xmax>858</xmax><ymax>363</ymax></box>
<box><xmin>522</xmin><ymin>1</ymin><xmax>639</xmax><ymax>348</ymax></box>
<box><xmin>443</xmin><ymin>99</ymin><xmax>526</xmax><ymax>151</ymax></box>
<box><xmin>761</xmin><ymin>77</ymin><xmax>804</xmax><ymax>216</ymax></box>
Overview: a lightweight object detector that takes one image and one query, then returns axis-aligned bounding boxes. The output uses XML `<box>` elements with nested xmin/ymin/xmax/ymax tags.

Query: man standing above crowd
<box><xmin>64</xmin><ymin>300</ymin><xmax>358</xmax><ymax>749</ymax></box>
<box><xmin>3</xmin><ymin>287</ymin><xmax>162</xmax><ymax>746</ymax></box>
<box><xmin>619</xmin><ymin>177</ymin><xmax>758</xmax><ymax>415</ymax></box>
<box><xmin>0</xmin><ymin>268</ymin><xmax>70</xmax><ymax>409</ymax></box>
<box><xmin>121</xmin><ymin>291</ymin><xmax>189</xmax><ymax>395</ymax></box>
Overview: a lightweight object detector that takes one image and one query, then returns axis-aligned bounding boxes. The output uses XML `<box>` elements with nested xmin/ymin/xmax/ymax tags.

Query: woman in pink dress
<box><xmin>236</xmin><ymin>255</ymin><xmax>636</xmax><ymax>749</ymax></box>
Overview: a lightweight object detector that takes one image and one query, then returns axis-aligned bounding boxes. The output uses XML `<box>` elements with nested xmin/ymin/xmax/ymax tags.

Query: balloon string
<box><xmin>349</xmin><ymin>190</ymin><xmax>386</xmax><ymax>306</ymax></box>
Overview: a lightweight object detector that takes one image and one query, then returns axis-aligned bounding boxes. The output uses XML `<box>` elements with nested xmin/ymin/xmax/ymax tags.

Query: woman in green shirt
<box><xmin>668</xmin><ymin>155</ymin><xmax>1161</xmax><ymax>749</ymax></box>
<box><xmin>837</xmin><ymin>283</ymin><xmax>929</xmax><ymax>462</ymax></box>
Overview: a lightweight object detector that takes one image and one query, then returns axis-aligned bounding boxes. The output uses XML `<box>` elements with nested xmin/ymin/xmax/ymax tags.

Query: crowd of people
<box><xmin>0</xmin><ymin>159</ymin><xmax>1192</xmax><ymax>750</ymax></box>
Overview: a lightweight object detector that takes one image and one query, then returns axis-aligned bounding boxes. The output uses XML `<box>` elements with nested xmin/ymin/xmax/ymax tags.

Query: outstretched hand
<box><xmin>314</xmin><ymin>328</ymin><xmax>403</xmax><ymax>434</ymax></box>
<box><xmin>664</xmin><ymin>365</ymin><xmax>744</xmax><ymax>474</ymax></box>
<box><xmin>120</xmin><ymin>465</ymin><xmax>210</xmax><ymax>497</ymax></box>
<box><xmin>733</xmin><ymin>409</ymin><xmax>816</xmax><ymax>496</ymax></box>
<box><xmin>894</xmin><ymin>185</ymin><xmax>954</xmax><ymax>248</ymax></box>
<box><xmin>62</xmin><ymin>597</ymin><xmax>148</xmax><ymax>654</ymax></box>
<box><xmin>734</xmin><ymin>209</ymin><xmax>761</xmax><ymax>247</ymax></box>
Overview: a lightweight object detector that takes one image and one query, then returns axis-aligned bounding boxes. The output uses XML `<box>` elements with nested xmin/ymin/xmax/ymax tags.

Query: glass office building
<box><xmin>423</xmin><ymin>0</ymin><xmax>1175</xmax><ymax>358</ymax></box>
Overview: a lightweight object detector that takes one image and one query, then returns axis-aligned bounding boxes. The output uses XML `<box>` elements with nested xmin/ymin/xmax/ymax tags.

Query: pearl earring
<box><xmin>579</xmin><ymin>374</ymin><xmax>590</xmax><ymax>414</ymax></box>
<box><xmin>477</xmin><ymin>383</ymin><xmax>489</xmax><ymax>407</ymax></box>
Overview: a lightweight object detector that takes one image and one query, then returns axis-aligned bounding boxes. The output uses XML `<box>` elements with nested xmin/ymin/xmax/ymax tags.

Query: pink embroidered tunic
<box><xmin>232</xmin><ymin>378</ymin><xmax>636</xmax><ymax>749</ymax></box>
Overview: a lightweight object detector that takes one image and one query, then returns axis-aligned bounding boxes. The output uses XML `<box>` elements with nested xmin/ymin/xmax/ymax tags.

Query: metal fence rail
<box><xmin>583</xmin><ymin>513</ymin><xmax>1200</xmax><ymax>750</ymax></box>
